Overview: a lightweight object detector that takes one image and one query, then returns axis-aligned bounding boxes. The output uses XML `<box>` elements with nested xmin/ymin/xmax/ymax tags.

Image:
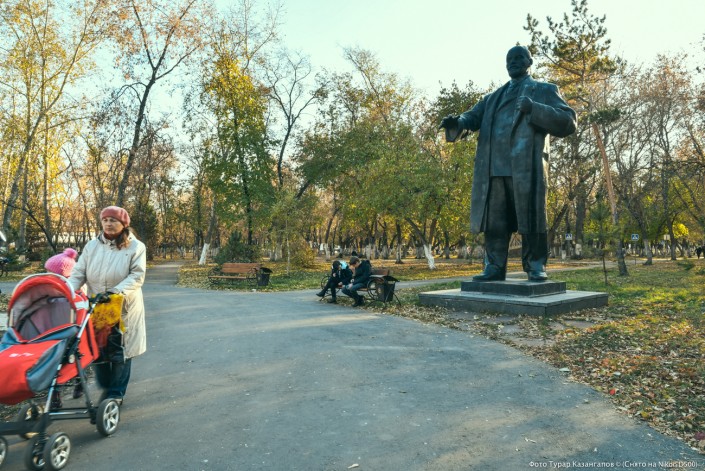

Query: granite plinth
<box><xmin>419</xmin><ymin>279</ymin><xmax>608</xmax><ymax>316</ymax></box>
<box><xmin>461</xmin><ymin>279</ymin><xmax>566</xmax><ymax>297</ymax></box>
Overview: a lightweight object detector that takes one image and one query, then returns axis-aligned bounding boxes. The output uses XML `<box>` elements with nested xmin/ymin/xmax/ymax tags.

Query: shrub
<box><xmin>286</xmin><ymin>238</ymin><xmax>317</xmax><ymax>269</ymax></box>
<box><xmin>214</xmin><ymin>231</ymin><xmax>261</xmax><ymax>264</ymax></box>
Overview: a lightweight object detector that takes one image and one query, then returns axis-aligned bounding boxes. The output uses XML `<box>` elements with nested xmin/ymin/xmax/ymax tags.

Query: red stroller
<box><xmin>0</xmin><ymin>273</ymin><xmax>121</xmax><ymax>470</ymax></box>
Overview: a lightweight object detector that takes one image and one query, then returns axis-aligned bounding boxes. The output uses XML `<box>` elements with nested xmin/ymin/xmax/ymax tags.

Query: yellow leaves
<box><xmin>203</xmin><ymin>53</ymin><xmax>267</xmax><ymax>126</ymax></box>
<box><xmin>672</xmin><ymin>222</ymin><xmax>689</xmax><ymax>239</ymax></box>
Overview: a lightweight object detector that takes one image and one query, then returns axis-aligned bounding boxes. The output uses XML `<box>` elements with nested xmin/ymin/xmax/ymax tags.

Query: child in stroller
<box><xmin>0</xmin><ymin>273</ymin><xmax>121</xmax><ymax>470</ymax></box>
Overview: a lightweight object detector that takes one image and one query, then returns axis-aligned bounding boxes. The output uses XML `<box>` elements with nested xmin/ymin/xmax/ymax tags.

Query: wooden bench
<box><xmin>208</xmin><ymin>263</ymin><xmax>271</xmax><ymax>287</ymax></box>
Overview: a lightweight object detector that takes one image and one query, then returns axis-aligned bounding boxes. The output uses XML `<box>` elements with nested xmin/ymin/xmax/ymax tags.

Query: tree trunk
<box><xmin>199</xmin><ymin>202</ymin><xmax>218</xmax><ymax>265</ymax></box>
<box><xmin>643</xmin><ymin>238</ymin><xmax>653</xmax><ymax>265</ymax></box>
<box><xmin>592</xmin><ymin>122</ymin><xmax>628</xmax><ymax>276</ymax></box>
<box><xmin>285</xmin><ymin>229</ymin><xmax>291</xmax><ymax>275</ymax></box>
<box><xmin>668</xmin><ymin>226</ymin><xmax>677</xmax><ymax>261</ymax></box>
<box><xmin>117</xmin><ymin>79</ymin><xmax>155</xmax><ymax>206</ymax></box>
<box><xmin>423</xmin><ymin>243</ymin><xmax>436</xmax><ymax>270</ymax></box>
<box><xmin>616</xmin><ymin>240</ymin><xmax>628</xmax><ymax>276</ymax></box>
<box><xmin>275</xmin><ymin>239</ymin><xmax>283</xmax><ymax>261</ymax></box>
<box><xmin>458</xmin><ymin>244</ymin><xmax>468</xmax><ymax>259</ymax></box>
<box><xmin>18</xmin><ymin>170</ymin><xmax>28</xmax><ymax>251</ymax></box>
<box><xmin>394</xmin><ymin>222</ymin><xmax>403</xmax><ymax>264</ymax></box>
<box><xmin>323</xmin><ymin>207</ymin><xmax>339</xmax><ymax>262</ymax></box>
<box><xmin>41</xmin><ymin>122</ymin><xmax>56</xmax><ymax>252</ymax></box>
<box><xmin>575</xmin><ymin>189</ymin><xmax>587</xmax><ymax>257</ymax></box>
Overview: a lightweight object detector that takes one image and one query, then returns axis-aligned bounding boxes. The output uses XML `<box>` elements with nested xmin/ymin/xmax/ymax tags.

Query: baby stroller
<box><xmin>0</xmin><ymin>273</ymin><xmax>121</xmax><ymax>470</ymax></box>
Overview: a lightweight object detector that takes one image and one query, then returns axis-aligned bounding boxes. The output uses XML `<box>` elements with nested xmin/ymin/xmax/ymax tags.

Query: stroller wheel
<box><xmin>23</xmin><ymin>435</ymin><xmax>45</xmax><ymax>471</ymax></box>
<box><xmin>43</xmin><ymin>432</ymin><xmax>71</xmax><ymax>471</ymax></box>
<box><xmin>16</xmin><ymin>404</ymin><xmax>42</xmax><ymax>440</ymax></box>
<box><xmin>96</xmin><ymin>399</ymin><xmax>120</xmax><ymax>436</ymax></box>
<box><xmin>0</xmin><ymin>436</ymin><xmax>8</xmax><ymax>467</ymax></box>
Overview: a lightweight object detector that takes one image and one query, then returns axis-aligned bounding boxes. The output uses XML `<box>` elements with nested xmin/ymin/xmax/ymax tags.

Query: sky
<box><xmin>275</xmin><ymin>0</ymin><xmax>705</xmax><ymax>98</ymax></box>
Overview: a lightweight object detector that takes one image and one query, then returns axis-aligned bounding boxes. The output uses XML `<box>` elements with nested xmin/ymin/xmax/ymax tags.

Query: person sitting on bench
<box><xmin>317</xmin><ymin>260</ymin><xmax>353</xmax><ymax>304</ymax></box>
<box><xmin>342</xmin><ymin>256</ymin><xmax>372</xmax><ymax>307</ymax></box>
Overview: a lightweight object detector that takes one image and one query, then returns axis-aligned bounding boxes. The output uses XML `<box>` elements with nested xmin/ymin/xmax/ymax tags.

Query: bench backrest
<box><xmin>221</xmin><ymin>262</ymin><xmax>261</xmax><ymax>273</ymax></box>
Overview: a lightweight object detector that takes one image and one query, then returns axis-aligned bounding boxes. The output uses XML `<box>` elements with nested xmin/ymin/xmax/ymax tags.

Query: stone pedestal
<box><xmin>418</xmin><ymin>278</ymin><xmax>608</xmax><ymax>316</ymax></box>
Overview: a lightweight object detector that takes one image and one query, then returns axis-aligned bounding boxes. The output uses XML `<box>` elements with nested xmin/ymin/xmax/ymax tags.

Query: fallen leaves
<box><xmin>537</xmin><ymin>312</ymin><xmax>705</xmax><ymax>453</ymax></box>
<box><xmin>400</xmin><ymin>262</ymin><xmax>705</xmax><ymax>454</ymax></box>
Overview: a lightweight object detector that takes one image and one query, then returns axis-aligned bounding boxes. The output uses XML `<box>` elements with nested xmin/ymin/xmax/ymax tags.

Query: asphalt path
<box><xmin>1</xmin><ymin>263</ymin><xmax>703</xmax><ymax>470</ymax></box>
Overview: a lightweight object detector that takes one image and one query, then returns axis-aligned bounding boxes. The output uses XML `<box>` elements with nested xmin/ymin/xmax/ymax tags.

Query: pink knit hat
<box><xmin>100</xmin><ymin>205</ymin><xmax>130</xmax><ymax>227</ymax></box>
<box><xmin>44</xmin><ymin>248</ymin><xmax>78</xmax><ymax>277</ymax></box>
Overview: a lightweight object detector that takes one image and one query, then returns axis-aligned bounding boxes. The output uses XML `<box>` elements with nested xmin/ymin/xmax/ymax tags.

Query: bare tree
<box><xmin>111</xmin><ymin>0</ymin><xmax>206</xmax><ymax>206</ymax></box>
<box><xmin>264</xmin><ymin>50</ymin><xmax>327</xmax><ymax>189</ymax></box>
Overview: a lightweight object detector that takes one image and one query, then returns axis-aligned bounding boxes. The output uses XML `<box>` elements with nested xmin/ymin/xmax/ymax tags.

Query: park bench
<box><xmin>320</xmin><ymin>267</ymin><xmax>400</xmax><ymax>306</ymax></box>
<box><xmin>360</xmin><ymin>268</ymin><xmax>400</xmax><ymax>305</ymax></box>
<box><xmin>209</xmin><ymin>262</ymin><xmax>272</xmax><ymax>288</ymax></box>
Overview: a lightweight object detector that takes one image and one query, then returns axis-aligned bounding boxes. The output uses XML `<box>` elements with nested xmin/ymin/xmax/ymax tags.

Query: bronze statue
<box><xmin>440</xmin><ymin>46</ymin><xmax>577</xmax><ymax>282</ymax></box>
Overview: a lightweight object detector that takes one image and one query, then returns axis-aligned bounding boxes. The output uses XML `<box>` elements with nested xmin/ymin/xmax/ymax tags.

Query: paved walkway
<box><xmin>1</xmin><ymin>262</ymin><xmax>703</xmax><ymax>470</ymax></box>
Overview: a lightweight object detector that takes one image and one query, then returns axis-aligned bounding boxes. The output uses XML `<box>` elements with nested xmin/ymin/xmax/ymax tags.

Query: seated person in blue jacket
<box><xmin>317</xmin><ymin>260</ymin><xmax>353</xmax><ymax>304</ymax></box>
<box><xmin>342</xmin><ymin>256</ymin><xmax>372</xmax><ymax>307</ymax></box>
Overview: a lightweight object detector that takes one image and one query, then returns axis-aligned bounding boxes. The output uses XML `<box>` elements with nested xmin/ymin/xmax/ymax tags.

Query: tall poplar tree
<box><xmin>525</xmin><ymin>0</ymin><xmax>629</xmax><ymax>275</ymax></box>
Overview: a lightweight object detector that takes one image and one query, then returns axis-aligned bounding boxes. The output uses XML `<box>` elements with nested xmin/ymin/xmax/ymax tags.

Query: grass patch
<box><xmin>502</xmin><ymin>262</ymin><xmax>705</xmax><ymax>452</ymax></box>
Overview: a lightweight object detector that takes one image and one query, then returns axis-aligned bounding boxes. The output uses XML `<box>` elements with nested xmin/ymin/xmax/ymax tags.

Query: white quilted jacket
<box><xmin>69</xmin><ymin>233</ymin><xmax>147</xmax><ymax>359</ymax></box>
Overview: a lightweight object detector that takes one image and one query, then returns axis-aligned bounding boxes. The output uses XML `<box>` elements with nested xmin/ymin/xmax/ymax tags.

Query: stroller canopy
<box><xmin>8</xmin><ymin>274</ymin><xmax>87</xmax><ymax>340</ymax></box>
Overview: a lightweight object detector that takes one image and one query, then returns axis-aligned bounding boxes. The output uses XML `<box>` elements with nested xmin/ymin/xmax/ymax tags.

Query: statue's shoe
<box><xmin>528</xmin><ymin>270</ymin><xmax>548</xmax><ymax>282</ymax></box>
<box><xmin>472</xmin><ymin>266</ymin><xmax>506</xmax><ymax>282</ymax></box>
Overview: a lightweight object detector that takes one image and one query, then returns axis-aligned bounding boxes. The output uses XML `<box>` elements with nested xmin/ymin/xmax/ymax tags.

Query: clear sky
<box><xmin>277</xmin><ymin>0</ymin><xmax>705</xmax><ymax>97</ymax></box>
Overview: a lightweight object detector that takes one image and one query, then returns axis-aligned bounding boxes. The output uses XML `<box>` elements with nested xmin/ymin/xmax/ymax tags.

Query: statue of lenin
<box><xmin>440</xmin><ymin>45</ymin><xmax>577</xmax><ymax>282</ymax></box>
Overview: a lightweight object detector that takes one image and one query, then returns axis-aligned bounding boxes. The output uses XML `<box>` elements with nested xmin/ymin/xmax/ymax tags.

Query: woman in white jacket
<box><xmin>69</xmin><ymin>205</ymin><xmax>146</xmax><ymax>405</ymax></box>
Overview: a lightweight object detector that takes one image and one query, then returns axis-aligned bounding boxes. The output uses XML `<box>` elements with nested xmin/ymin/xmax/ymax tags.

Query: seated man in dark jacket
<box><xmin>317</xmin><ymin>260</ymin><xmax>353</xmax><ymax>304</ymax></box>
<box><xmin>342</xmin><ymin>256</ymin><xmax>372</xmax><ymax>306</ymax></box>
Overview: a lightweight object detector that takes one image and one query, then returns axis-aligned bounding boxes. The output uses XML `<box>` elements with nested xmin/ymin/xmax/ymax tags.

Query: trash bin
<box><xmin>257</xmin><ymin>267</ymin><xmax>272</xmax><ymax>287</ymax></box>
<box><xmin>376</xmin><ymin>275</ymin><xmax>398</xmax><ymax>302</ymax></box>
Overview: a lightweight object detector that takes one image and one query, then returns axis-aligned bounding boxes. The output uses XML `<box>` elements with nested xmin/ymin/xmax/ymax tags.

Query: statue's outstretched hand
<box><xmin>439</xmin><ymin>115</ymin><xmax>459</xmax><ymax>130</ymax></box>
